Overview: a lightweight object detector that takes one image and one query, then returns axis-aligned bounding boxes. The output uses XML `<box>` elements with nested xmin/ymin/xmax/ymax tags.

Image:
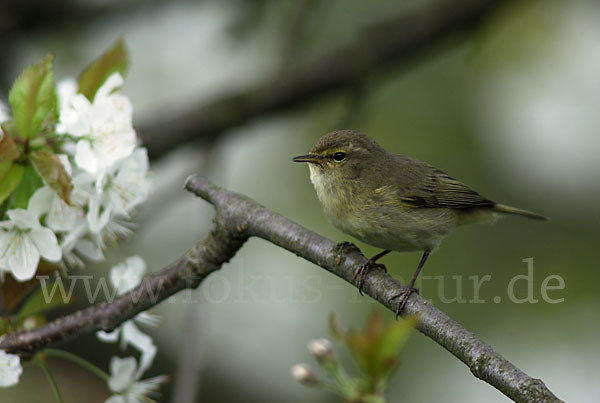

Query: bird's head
<box><xmin>293</xmin><ymin>130</ymin><xmax>385</xmax><ymax>185</ymax></box>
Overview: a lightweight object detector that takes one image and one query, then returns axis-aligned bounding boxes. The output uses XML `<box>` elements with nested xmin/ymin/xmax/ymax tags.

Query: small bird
<box><xmin>293</xmin><ymin>130</ymin><xmax>547</xmax><ymax>317</ymax></box>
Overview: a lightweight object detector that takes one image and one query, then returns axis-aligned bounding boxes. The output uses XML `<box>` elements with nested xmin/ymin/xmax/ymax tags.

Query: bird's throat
<box><xmin>308</xmin><ymin>164</ymin><xmax>354</xmax><ymax>220</ymax></box>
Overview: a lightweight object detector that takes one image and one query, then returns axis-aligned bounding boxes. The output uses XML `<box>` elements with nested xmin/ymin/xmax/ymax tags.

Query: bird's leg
<box><xmin>391</xmin><ymin>250</ymin><xmax>430</xmax><ymax>318</ymax></box>
<box><xmin>353</xmin><ymin>249</ymin><xmax>391</xmax><ymax>295</ymax></box>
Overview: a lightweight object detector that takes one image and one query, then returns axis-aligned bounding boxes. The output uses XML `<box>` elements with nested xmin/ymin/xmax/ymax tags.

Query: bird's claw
<box><xmin>353</xmin><ymin>260</ymin><xmax>387</xmax><ymax>296</ymax></box>
<box><xmin>390</xmin><ymin>287</ymin><xmax>419</xmax><ymax>319</ymax></box>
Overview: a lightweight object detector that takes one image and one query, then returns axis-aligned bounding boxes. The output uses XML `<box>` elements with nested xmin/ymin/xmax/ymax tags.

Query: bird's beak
<box><xmin>293</xmin><ymin>154</ymin><xmax>323</xmax><ymax>164</ymax></box>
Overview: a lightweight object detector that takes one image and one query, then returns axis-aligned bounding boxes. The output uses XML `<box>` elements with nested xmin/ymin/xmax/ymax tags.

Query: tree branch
<box><xmin>140</xmin><ymin>0</ymin><xmax>508</xmax><ymax>159</ymax></box>
<box><xmin>0</xmin><ymin>175</ymin><xmax>561</xmax><ymax>402</ymax></box>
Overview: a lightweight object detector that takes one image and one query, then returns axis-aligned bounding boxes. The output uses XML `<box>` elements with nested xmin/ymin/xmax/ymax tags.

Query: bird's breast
<box><xmin>308</xmin><ymin>166</ymin><xmax>457</xmax><ymax>252</ymax></box>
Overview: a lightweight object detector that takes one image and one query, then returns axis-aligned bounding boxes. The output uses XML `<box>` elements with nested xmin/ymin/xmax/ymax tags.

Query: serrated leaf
<box><xmin>0</xmin><ymin>164</ymin><xmax>23</xmax><ymax>205</ymax></box>
<box><xmin>7</xmin><ymin>165</ymin><xmax>43</xmax><ymax>209</ymax></box>
<box><xmin>78</xmin><ymin>38</ymin><xmax>128</xmax><ymax>101</ymax></box>
<box><xmin>8</xmin><ymin>54</ymin><xmax>58</xmax><ymax>139</ymax></box>
<box><xmin>30</xmin><ymin>150</ymin><xmax>72</xmax><ymax>205</ymax></box>
<box><xmin>1</xmin><ymin>260</ymin><xmax>60</xmax><ymax>315</ymax></box>
<box><xmin>0</xmin><ymin>123</ymin><xmax>20</xmax><ymax>162</ymax></box>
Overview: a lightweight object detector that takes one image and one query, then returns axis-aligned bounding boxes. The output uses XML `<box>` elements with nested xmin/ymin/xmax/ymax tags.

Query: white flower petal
<box><xmin>58</xmin><ymin>92</ymin><xmax>92</xmax><ymax>137</ymax></box>
<box><xmin>0</xmin><ymin>350</ymin><xmax>23</xmax><ymax>387</ymax></box>
<box><xmin>97</xmin><ymin>329</ymin><xmax>120</xmax><ymax>343</ymax></box>
<box><xmin>28</xmin><ymin>187</ymin><xmax>54</xmax><ymax>219</ymax></box>
<box><xmin>60</xmin><ymin>221</ymin><xmax>87</xmax><ymax>252</ymax></box>
<box><xmin>69</xmin><ymin>94</ymin><xmax>94</xmax><ymax>135</ymax></box>
<box><xmin>57</xmin><ymin>154</ymin><xmax>73</xmax><ymax>176</ymax></box>
<box><xmin>105</xmin><ymin>355</ymin><xmax>167</xmax><ymax>403</ymax></box>
<box><xmin>74</xmin><ymin>239</ymin><xmax>104</xmax><ymax>262</ymax></box>
<box><xmin>6</xmin><ymin>209</ymin><xmax>39</xmax><ymax>229</ymax></box>
<box><xmin>107</xmin><ymin>148</ymin><xmax>151</xmax><ymax>216</ymax></box>
<box><xmin>108</xmin><ymin>356</ymin><xmax>136</xmax><ymax>393</ymax></box>
<box><xmin>57</xmin><ymin>79</ymin><xmax>77</xmax><ymax>108</ymax></box>
<box><xmin>86</xmin><ymin>195</ymin><xmax>109</xmax><ymax>233</ymax></box>
<box><xmin>121</xmin><ymin>322</ymin><xmax>156</xmax><ymax>377</ymax></box>
<box><xmin>110</xmin><ymin>256</ymin><xmax>145</xmax><ymax>294</ymax></box>
<box><xmin>104</xmin><ymin>395</ymin><xmax>125</xmax><ymax>403</ymax></box>
<box><xmin>129</xmin><ymin>375</ymin><xmax>168</xmax><ymax>399</ymax></box>
<box><xmin>6</xmin><ymin>233</ymin><xmax>40</xmax><ymax>281</ymax></box>
<box><xmin>95</xmin><ymin>73</ymin><xmax>124</xmax><ymax>101</ymax></box>
<box><xmin>75</xmin><ymin>140</ymin><xmax>99</xmax><ymax>175</ymax></box>
<box><xmin>0</xmin><ymin>231</ymin><xmax>9</xmax><ymax>260</ymax></box>
<box><xmin>46</xmin><ymin>196</ymin><xmax>81</xmax><ymax>232</ymax></box>
<box><xmin>29</xmin><ymin>227</ymin><xmax>61</xmax><ymax>262</ymax></box>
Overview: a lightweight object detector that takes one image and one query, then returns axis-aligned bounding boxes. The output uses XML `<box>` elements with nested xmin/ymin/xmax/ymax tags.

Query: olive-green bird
<box><xmin>293</xmin><ymin>130</ymin><xmax>547</xmax><ymax>317</ymax></box>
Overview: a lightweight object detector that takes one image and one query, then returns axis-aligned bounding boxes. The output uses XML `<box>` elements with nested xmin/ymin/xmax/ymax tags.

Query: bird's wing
<box><xmin>394</xmin><ymin>156</ymin><xmax>496</xmax><ymax>209</ymax></box>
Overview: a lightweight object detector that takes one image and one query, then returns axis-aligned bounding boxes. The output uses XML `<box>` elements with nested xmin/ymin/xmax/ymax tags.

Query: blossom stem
<box><xmin>44</xmin><ymin>348</ymin><xmax>110</xmax><ymax>381</ymax></box>
<box><xmin>34</xmin><ymin>354</ymin><xmax>64</xmax><ymax>403</ymax></box>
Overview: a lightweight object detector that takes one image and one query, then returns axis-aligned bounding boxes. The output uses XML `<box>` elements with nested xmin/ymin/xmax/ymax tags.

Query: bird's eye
<box><xmin>333</xmin><ymin>152</ymin><xmax>345</xmax><ymax>162</ymax></box>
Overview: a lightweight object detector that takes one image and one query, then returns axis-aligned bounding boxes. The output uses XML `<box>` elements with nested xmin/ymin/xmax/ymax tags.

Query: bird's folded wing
<box><xmin>396</xmin><ymin>160</ymin><xmax>496</xmax><ymax>209</ymax></box>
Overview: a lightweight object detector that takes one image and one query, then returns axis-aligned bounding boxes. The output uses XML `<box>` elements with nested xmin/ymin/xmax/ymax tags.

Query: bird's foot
<box><xmin>390</xmin><ymin>286</ymin><xmax>420</xmax><ymax>319</ymax></box>
<box><xmin>352</xmin><ymin>258</ymin><xmax>387</xmax><ymax>296</ymax></box>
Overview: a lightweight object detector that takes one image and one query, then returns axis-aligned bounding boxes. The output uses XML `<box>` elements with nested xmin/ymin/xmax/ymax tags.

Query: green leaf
<box><xmin>8</xmin><ymin>54</ymin><xmax>58</xmax><ymax>139</ymax></box>
<box><xmin>371</xmin><ymin>316</ymin><xmax>417</xmax><ymax>377</ymax></box>
<box><xmin>330</xmin><ymin>312</ymin><xmax>416</xmax><ymax>384</ymax></box>
<box><xmin>0</xmin><ymin>123</ymin><xmax>21</xmax><ymax>162</ymax></box>
<box><xmin>0</xmin><ymin>160</ymin><xmax>11</xmax><ymax>180</ymax></box>
<box><xmin>0</xmin><ymin>164</ymin><xmax>24</xmax><ymax>205</ymax></box>
<box><xmin>7</xmin><ymin>165</ymin><xmax>43</xmax><ymax>209</ymax></box>
<box><xmin>78</xmin><ymin>38</ymin><xmax>129</xmax><ymax>101</ymax></box>
<box><xmin>30</xmin><ymin>150</ymin><xmax>72</xmax><ymax>205</ymax></box>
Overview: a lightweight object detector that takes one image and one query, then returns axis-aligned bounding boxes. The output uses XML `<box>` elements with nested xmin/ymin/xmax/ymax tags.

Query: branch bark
<box><xmin>140</xmin><ymin>0</ymin><xmax>508</xmax><ymax>159</ymax></box>
<box><xmin>0</xmin><ymin>176</ymin><xmax>561</xmax><ymax>402</ymax></box>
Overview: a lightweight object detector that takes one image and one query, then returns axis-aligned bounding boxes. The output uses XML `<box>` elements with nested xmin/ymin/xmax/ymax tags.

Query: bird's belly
<box><xmin>329</xmin><ymin>207</ymin><xmax>458</xmax><ymax>252</ymax></box>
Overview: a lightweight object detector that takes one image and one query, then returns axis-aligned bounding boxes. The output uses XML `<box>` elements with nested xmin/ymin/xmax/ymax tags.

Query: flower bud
<box><xmin>290</xmin><ymin>363</ymin><xmax>319</xmax><ymax>386</ymax></box>
<box><xmin>307</xmin><ymin>338</ymin><xmax>334</xmax><ymax>363</ymax></box>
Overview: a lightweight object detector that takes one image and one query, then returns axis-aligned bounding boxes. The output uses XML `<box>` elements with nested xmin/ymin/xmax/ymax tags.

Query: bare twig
<box><xmin>140</xmin><ymin>0</ymin><xmax>508</xmax><ymax>159</ymax></box>
<box><xmin>0</xmin><ymin>176</ymin><xmax>561</xmax><ymax>403</ymax></box>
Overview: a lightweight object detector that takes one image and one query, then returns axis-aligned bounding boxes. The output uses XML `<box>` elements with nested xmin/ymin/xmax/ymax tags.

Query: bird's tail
<box><xmin>493</xmin><ymin>203</ymin><xmax>549</xmax><ymax>220</ymax></box>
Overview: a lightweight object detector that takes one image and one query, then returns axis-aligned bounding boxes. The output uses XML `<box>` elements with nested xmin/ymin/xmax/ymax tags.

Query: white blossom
<box><xmin>0</xmin><ymin>350</ymin><xmax>22</xmax><ymax>388</ymax></box>
<box><xmin>97</xmin><ymin>256</ymin><xmax>159</xmax><ymax>376</ymax></box>
<box><xmin>110</xmin><ymin>255</ymin><xmax>146</xmax><ymax>294</ymax></box>
<box><xmin>105</xmin><ymin>148</ymin><xmax>150</xmax><ymax>217</ymax></box>
<box><xmin>29</xmin><ymin>186</ymin><xmax>81</xmax><ymax>233</ymax></box>
<box><xmin>28</xmin><ymin>154</ymin><xmax>82</xmax><ymax>232</ymax></box>
<box><xmin>57</xmin><ymin>73</ymin><xmax>137</xmax><ymax>181</ymax></box>
<box><xmin>307</xmin><ymin>338</ymin><xmax>335</xmax><ymax>362</ymax></box>
<box><xmin>52</xmin><ymin>74</ymin><xmax>150</xmax><ymax>268</ymax></box>
<box><xmin>87</xmin><ymin>148</ymin><xmax>150</xmax><ymax>231</ymax></box>
<box><xmin>0</xmin><ymin>209</ymin><xmax>61</xmax><ymax>281</ymax></box>
<box><xmin>290</xmin><ymin>364</ymin><xmax>319</xmax><ymax>386</ymax></box>
<box><xmin>81</xmin><ymin>148</ymin><xmax>150</xmax><ymax>247</ymax></box>
<box><xmin>27</xmin><ymin>156</ymin><xmax>105</xmax><ymax>267</ymax></box>
<box><xmin>105</xmin><ymin>356</ymin><xmax>167</xmax><ymax>403</ymax></box>
<box><xmin>59</xmin><ymin>220</ymin><xmax>104</xmax><ymax>268</ymax></box>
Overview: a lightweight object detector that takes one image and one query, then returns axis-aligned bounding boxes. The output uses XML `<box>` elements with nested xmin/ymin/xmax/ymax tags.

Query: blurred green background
<box><xmin>1</xmin><ymin>0</ymin><xmax>599</xmax><ymax>401</ymax></box>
